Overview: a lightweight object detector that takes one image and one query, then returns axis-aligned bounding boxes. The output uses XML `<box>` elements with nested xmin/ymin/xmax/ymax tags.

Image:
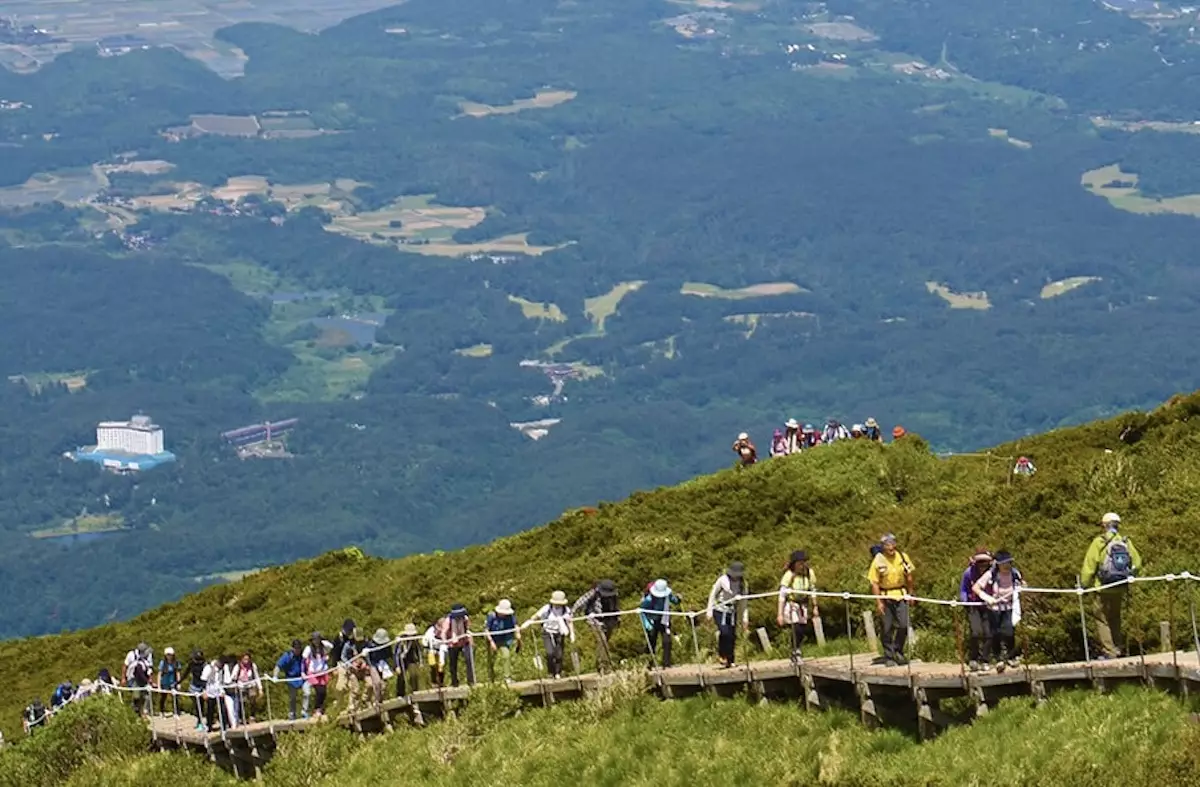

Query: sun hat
<box><xmin>851</xmin><ymin>424</ymin><xmax>864</xmax><ymax>432</ymax></box>
<box><xmin>402</xmin><ymin>623</ymin><xmax>419</xmax><ymax>637</ymax></box>
<box><xmin>164</xmin><ymin>647</ymin><xmax>175</xmax><ymax>656</ymax></box>
<box><xmin>994</xmin><ymin>551</ymin><xmax>1014</xmax><ymax>565</ymax></box>
<box><xmin>311</xmin><ymin>631</ymin><xmax>322</xmax><ymax>642</ymax></box>
<box><xmin>892</xmin><ymin>426</ymin><xmax>907</xmax><ymax>439</ymax></box>
<box><xmin>79</xmin><ymin>678</ymin><xmax>93</xmax><ymax>689</ymax></box>
<box><xmin>727</xmin><ymin>561</ymin><xmax>745</xmax><ymax>579</ymax></box>
<box><xmin>785</xmin><ymin>418</ymin><xmax>799</xmax><ymax>429</ymax></box>
<box><xmin>737</xmin><ymin>432</ymin><xmax>749</xmax><ymax>440</ymax></box>
<box><xmin>803</xmin><ymin>423</ymin><xmax>814</xmax><ymax>432</ymax></box>
<box><xmin>1101</xmin><ymin>512</ymin><xmax>1121</xmax><ymax>525</ymax></box>
<box><xmin>136</xmin><ymin>642</ymin><xmax>150</xmax><ymax>657</ymax></box>
<box><xmin>789</xmin><ymin>549</ymin><xmax>808</xmax><ymax>566</ymax></box>
<box><xmin>550</xmin><ymin>590</ymin><xmax>569</xmax><ymax>606</ymax></box>
<box><xmin>597</xmin><ymin>579</ymin><xmax>617</xmax><ymax>597</ymax></box>
<box><xmin>971</xmin><ymin>550</ymin><xmax>993</xmax><ymax>563</ymax></box>
<box><xmin>880</xmin><ymin>533</ymin><xmax>897</xmax><ymax>545</ymax></box>
<box><xmin>495</xmin><ymin>599</ymin><xmax>515</xmax><ymax>616</ymax></box>
<box><xmin>865</xmin><ymin>417</ymin><xmax>879</xmax><ymax>428</ymax></box>
<box><xmin>650</xmin><ymin>579</ymin><xmax>672</xmax><ymax>598</ymax></box>
<box><xmin>450</xmin><ymin>603</ymin><xmax>468</xmax><ymax>618</ymax></box>
<box><xmin>372</xmin><ymin>628</ymin><xmax>391</xmax><ymax>646</ymax></box>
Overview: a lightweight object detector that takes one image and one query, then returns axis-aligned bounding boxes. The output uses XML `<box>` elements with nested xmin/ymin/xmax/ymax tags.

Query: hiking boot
<box><xmin>893</xmin><ymin>654</ymin><xmax>909</xmax><ymax>666</ymax></box>
<box><xmin>884</xmin><ymin>659</ymin><xmax>897</xmax><ymax>668</ymax></box>
<box><xmin>995</xmin><ymin>660</ymin><xmax>1007</xmax><ymax>674</ymax></box>
<box><xmin>1006</xmin><ymin>657</ymin><xmax>1020</xmax><ymax>668</ymax></box>
<box><xmin>968</xmin><ymin>660</ymin><xmax>980</xmax><ymax>673</ymax></box>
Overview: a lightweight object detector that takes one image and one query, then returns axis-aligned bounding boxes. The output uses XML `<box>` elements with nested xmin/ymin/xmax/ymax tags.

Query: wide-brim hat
<box><xmin>865</xmin><ymin>417</ymin><xmax>879</xmax><ymax>428</ymax></box>
<box><xmin>550</xmin><ymin>590</ymin><xmax>569</xmax><ymax>606</ymax></box>
<box><xmin>994</xmin><ymin>551</ymin><xmax>1014</xmax><ymax>565</ymax></box>
<box><xmin>880</xmin><ymin>533</ymin><xmax>897</xmax><ymax>545</ymax></box>
<box><xmin>597</xmin><ymin>579</ymin><xmax>617</xmax><ymax>597</ymax></box>
<box><xmin>136</xmin><ymin>642</ymin><xmax>150</xmax><ymax>657</ymax></box>
<box><xmin>789</xmin><ymin>550</ymin><xmax>808</xmax><ymax>565</ymax></box>
<box><xmin>971</xmin><ymin>551</ymin><xmax>993</xmax><ymax>563</ymax></box>
<box><xmin>1101</xmin><ymin>512</ymin><xmax>1121</xmax><ymax>525</ymax></box>
<box><xmin>402</xmin><ymin>623</ymin><xmax>419</xmax><ymax>637</ymax></box>
<box><xmin>892</xmin><ymin>426</ymin><xmax>906</xmax><ymax>438</ymax></box>
<box><xmin>450</xmin><ymin>604</ymin><xmax>468</xmax><ymax>618</ymax></box>
<box><xmin>650</xmin><ymin>579</ymin><xmax>671</xmax><ymax>598</ymax></box>
<box><xmin>785</xmin><ymin>418</ymin><xmax>799</xmax><ymax>429</ymax></box>
<box><xmin>727</xmin><ymin>561</ymin><xmax>745</xmax><ymax>579</ymax></box>
<box><xmin>737</xmin><ymin>432</ymin><xmax>749</xmax><ymax>440</ymax></box>
<box><xmin>495</xmin><ymin>599</ymin><xmax>515</xmax><ymax>615</ymax></box>
<box><xmin>372</xmin><ymin>628</ymin><xmax>391</xmax><ymax>646</ymax></box>
<box><xmin>79</xmin><ymin>679</ymin><xmax>93</xmax><ymax>689</ymax></box>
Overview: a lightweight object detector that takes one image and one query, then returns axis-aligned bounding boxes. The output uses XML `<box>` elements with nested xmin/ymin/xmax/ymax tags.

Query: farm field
<box><xmin>29</xmin><ymin>513</ymin><xmax>124</xmax><ymax>540</ymax></box>
<box><xmin>1081</xmin><ymin>164</ymin><xmax>1200</xmax><ymax>218</ymax></box>
<box><xmin>585</xmin><ymin>281</ymin><xmax>645</xmax><ymax>333</ymax></box>
<box><xmin>925</xmin><ymin>281</ymin><xmax>991</xmax><ymax>310</ymax></box>
<box><xmin>681</xmin><ymin>281</ymin><xmax>805</xmax><ymax>299</ymax></box>
<box><xmin>1041</xmin><ymin>276</ymin><xmax>1102</xmax><ymax>299</ymax></box>
<box><xmin>458</xmin><ymin>89</ymin><xmax>578</xmax><ymax>118</ymax></box>
<box><xmin>509</xmin><ymin>295</ymin><xmax>567</xmax><ymax>322</ymax></box>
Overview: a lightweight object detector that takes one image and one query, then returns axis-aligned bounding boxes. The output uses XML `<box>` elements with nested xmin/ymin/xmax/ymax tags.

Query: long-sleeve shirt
<box><xmin>527</xmin><ymin>605</ymin><xmax>575</xmax><ymax>638</ymax></box>
<box><xmin>639</xmin><ymin>592</ymin><xmax>681</xmax><ymax>630</ymax></box>
<box><xmin>275</xmin><ymin>651</ymin><xmax>304</xmax><ymax>688</ymax></box>
<box><xmin>1080</xmin><ymin>531</ymin><xmax>1143</xmax><ymax>588</ymax></box>
<box><xmin>707</xmin><ymin>574</ymin><xmax>749</xmax><ymax>624</ymax></box>
<box><xmin>571</xmin><ymin>588</ymin><xmax>602</xmax><ymax>617</ymax></box>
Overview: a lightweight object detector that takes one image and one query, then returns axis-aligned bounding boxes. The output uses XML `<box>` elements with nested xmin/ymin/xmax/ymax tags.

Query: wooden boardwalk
<box><xmin>150</xmin><ymin>650</ymin><xmax>1200</xmax><ymax>778</ymax></box>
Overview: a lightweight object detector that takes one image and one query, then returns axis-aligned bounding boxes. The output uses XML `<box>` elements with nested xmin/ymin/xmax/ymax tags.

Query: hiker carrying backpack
<box><xmin>1098</xmin><ymin>534</ymin><xmax>1134</xmax><ymax>585</ymax></box>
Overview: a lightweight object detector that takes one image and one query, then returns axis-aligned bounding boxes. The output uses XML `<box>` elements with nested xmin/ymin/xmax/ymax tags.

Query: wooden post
<box><xmin>908</xmin><ymin>624</ymin><xmax>919</xmax><ymax>647</ymax></box>
<box><xmin>755</xmin><ymin>627</ymin><xmax>771</xmax><ymax>652</ymax></box>
<box><xmin>861</xmin><ymin>610</ymin><xmax>879</xmax><ymax>654</ymax></box>
<box><xmin>1160</xmin><ymin>621</ymin><xmax>1171</xmax><ymax>653</ymax></box>
<box><xmin>813</xmin><ymin>616</ymin><xmax>827</xmax><ymax>647</ymax></box>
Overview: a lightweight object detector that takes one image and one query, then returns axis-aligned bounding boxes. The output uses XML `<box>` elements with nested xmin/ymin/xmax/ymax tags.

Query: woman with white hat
<box><xmin>784</xmin><ymin>419</ymin><xmax>802</xmax><ymax>454</ymax></box>
<box><xmin>732</xmin><ymin>433</ymin><xmax>757</xmax><ymax>467</ymax></box>
<box><xmin>640</xmin><ymin>579</ymin><xmax>681</xmax><ymax>668</ymax></box>
<box><xmin>485</xmin><ymin>599</ymin><xmax>522</xmax><ymax>682</ymax></box>
<box><xmin>524</xmin><ymin>591</ymin><xmax>575</xmax><ymax>679</ymax></box>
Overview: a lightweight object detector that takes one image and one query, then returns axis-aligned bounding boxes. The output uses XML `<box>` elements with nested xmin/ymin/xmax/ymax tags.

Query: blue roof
<box><xmin>71</xmin><ymin>449</ymin><xmax>176</xmax><ymax>470</ymax></box>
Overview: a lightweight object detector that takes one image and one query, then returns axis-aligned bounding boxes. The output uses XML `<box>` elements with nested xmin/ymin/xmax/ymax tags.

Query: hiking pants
<box><xmin>157</xmin><ymin>686</ymin><xmax>178</xmax><ymax>715</ymax></box>
<box><xmin>966</xmin><ymin>607</ymin><xmax>992</xmax><ymax>663</ymax></box>
<box><xmin>646</xmin><ymin>622</ymin><xmax>673</xmax><ymax>667</ymax></box>
<box><xmin>989</xmin><ymin>609</ymin><xmax>1016</xmax><ymax>659</ymax></box>
<box><xmin>715</xmin><ymin>610</ymin><xmax>737</xmax><ymax>664</ymax></box>
<box><xmin>286</xmin><ymin>684</ymin><xmax>301</xmax><ymax>719</ymax></box>
<box><xmin>543</xmin><ymin>633</ymin><xmax>566</xmax><ymax>676</ymax></box>
<box><xmin>449</xmin><ymin>645</ymin><xmax>475</xmax><ymax>686</ymax></box>
<box><xmin>881</xmin><ymin>600</ymin><xmax>909</xmax><ymax>661</ymax></box>
<box><xmin>397</xmin><ymin>660</ymin><xmax>422</xmax><ymax>696</ymax></box>
<box><xmin>1094</xmin><ymin>591</ymin><xmax>1125</xmax><ymax>658</ymax></box>
<box><xmin>590</xmin><ymin>621</ymin><xmax>615</xmax><ymax>672</ymax></box>
<box><xmin>366</xmin><ymin>665</ymin><xmax>385</xmax><ymax>705</ymax></box>
<box><xmin>790</xmin><ymin>622</ymin><xmax>809</xmax><ymax>658</ymax></box>
<box><xmin>190</xmin><ymin>684</ymin><xmax>205</xmax><ymax>722</ymax></box>
<box><xmin>489</xmin><ymin>643</ymin><xmax>515</xmax><ymax>682</ymax></box>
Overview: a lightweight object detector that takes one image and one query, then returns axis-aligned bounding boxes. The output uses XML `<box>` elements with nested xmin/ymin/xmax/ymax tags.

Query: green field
<box><xmin>29</xmin><ymin>513</ymin><xmax>124</xmax><ymax>540</ymax></box>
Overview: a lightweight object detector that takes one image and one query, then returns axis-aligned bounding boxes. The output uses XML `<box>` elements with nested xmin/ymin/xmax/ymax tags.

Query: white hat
<box><xmin>650</xmin><ymin>579</ymin><xmax>672</xmax><ymax>598</ymax></box>
<box><xmin>737</xmin><ymin>432</ymin><xmax>749</xmax><ymax>440</ymax></box>
<box><xmin>851</xmin><ymin>424</ymin><xmax>864</xmax><ymax>432</ymax></box>
<box><xmin>550</xmin><ymin>590</ymin><xmax>568</xmax><ymax>606</ymax></box>
<box><xmin>495</xmin><ymin>599</ymin><xmax>514</xmax><ymax>616</ymax></box>
<box><xmin>1101</xmin><ymin>512</ymin><xmax>1121</xmax><ymax>525</ymax></box>
<box><xmin>785</xmin><ymin>418</ymin><xmax>799</xmax><ymax>429</ymax></box>
<box><xmin>164</xmin><ymin>647</ymin><xmax>175</xmax><ymax>656</ymax></box>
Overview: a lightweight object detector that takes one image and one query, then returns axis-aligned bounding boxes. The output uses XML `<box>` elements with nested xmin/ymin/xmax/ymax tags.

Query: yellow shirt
<box><xmin>780</xmin><ymin>568</ymin><xmax>816</xmax><ymax>600</ymax></box>
<box><xmin>865</xmin><ymin>551</ymin><xmax>914</xmax><ymax>599</ymax></box>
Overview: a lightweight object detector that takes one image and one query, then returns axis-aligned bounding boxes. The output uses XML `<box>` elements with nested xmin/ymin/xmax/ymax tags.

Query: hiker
<box><xmin>526</xmin><ymin>590</ymin><xmax>576</xmax><ymax>679</ymax></box>
<box><xmin>1080</xmin><ymin>512</ymin><xmax>1142</xmax><ymax>659</ymax></box>
<box><xmin>959</xmin><ymin>549</ymin><xmax>993</xmax><ymax>672</ymax></box>
<box><xmin>822</xmin><ymin>419</ymin><xmax>850</xmax><ymax>443</ymax></box>
<box><xmin>438</xmin><ymin>604</ymin><xmax>475</xmax><ymax>686</ymax></box>
<box><xmin>273</xmin><ymin>640</ymin><xmax>306</xmax><ymax>720</ymax></box>
<box><xmin>802</xmin><ymin>424</ymin><xmax>821</xmax><ymax>449</ymax></box>
<box><xmin>784</xmin><ymin>419</ymin><xmax>802</xmax><ymax>454</ymax></box>
<box><xmin>485</xmin><ymin>599</ymin><xmax>522</xmax><ymax>682</ymax></box>
<box><xmin>394</xmin><ymin>624</ymin><xmax>423</xmax><ymax>696</ymax></box>
<box><xmin>850</xmin><ymin>423</ymin><xmax>865</xmax><ymax>439</ymax></box>
<box><xmin>864</xmin><ymin>417</ymin><xmax>883</xmax><ymax>442</ymax></box>
<box><xmin>732</xmin><ymin>432</ymin><xmax>757</xmax><ymax>467</ymax></box>
<box><xmin>158</xmin><ymin>647</ymin><xmax>182</xmax><ymax>716</ymax></box>
<box><xmin>201</xmin><ymin>656</ymin><xmax>225</xmax><ymax>730</ymax></box>
<box><xmin>707</xmin><ymin>561</ymin><xmax>749</xmax><ymax>668</ymax></box>
<box><xmin>777</xmin><ymin>550</ymin><xmax>820</xmax><ymax>661</ymax></box>
<box><xmin>892</xmin><ymin>425</ymin><xmax>907</xmax><ymax>441</ymax></box>
<box><xmin>23</xmin><ymin>699</ymin><xmax>47</xmax><ymax>736</ymax></box>
<box><xmin>123</xmin><ymin>642</ymin><xmax>153</xmax><ymax>717</ymax></box>
<box><xmin>302</xmin><ymin>631</ymin><xmax>333</xmax><ymax>716</ymax></box>
<box><xmin>769</xmin><ymin>428</ymin><xmax>788</xmax><ymax>458</ymax></box>
<box><xmin>331</xmin><ymin>619</ymin><xmax>366</xmax><ymax>706</ymax></box>
<box><xmin>182</xmin><ymin>650</ymin><xmax>207</xmax><ymax>729</ymax></box>
<box><xmin>640</xmin><ymin>579</ymin><xmax>681</xmax><ymax>668</ymax></box>
<box><xmin>219</xmin><ymin>655</ymin><xmax>244</xmax><ymax>728</ymax></box>
<box><xmin>1013</xmin><ymin>456</ymin><xmax>1036</xmax><ymax>476</ymax></box>
<box><xmin>866</xmin><ymin>534</ymin><xmax>915</xmax><ymax>667</ymax></box>
<box><xmin>422</xmin><ymin>624</ymin><xmax>446</xmax><ymax>688</ymax></box>
<box><xmin>364</xmin><ymin>629</ymin><xmax>392</xmax><ymax>706</ymax></box>
<box><xmin>233</xmin><ymin>652</ymin><xmax>263</xmax><ymax>723</ymax></box>
<box><xmin>572</xmin><ymin>579</ymin><xmax>621</xmax><ymax>672</ymax></box>
<box><xmin>974</xmin><ymin>550</ymin><xmax>1024</xmax><ymax>671</ymax></box>
<box><xmin>302</xmin><ymin>637</ymin><xmax>330</xmax><ymax>718</ymax></box>
<box><xmin>74</xmin><ymin>679</ymin><xmax>96</xmax><ymax>701</ymax></box>
<box><xmin>50</xmin><ymin>680</ymin><xmax>73</xmax><ymax>710</ymax></box>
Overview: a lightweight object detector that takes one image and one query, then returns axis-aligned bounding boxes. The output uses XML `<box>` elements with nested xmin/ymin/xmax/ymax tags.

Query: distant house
<box><xmin>97</xmin><ymin>35</ymin><xmax>152</xmax><ymax>57</ymax></box>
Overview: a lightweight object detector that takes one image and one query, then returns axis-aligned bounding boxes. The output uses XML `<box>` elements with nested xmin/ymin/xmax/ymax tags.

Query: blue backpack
<box><xmin>1099</xmin><ymin>536</ymin><xmax>1133</xmax><ymax>584</ymax></box>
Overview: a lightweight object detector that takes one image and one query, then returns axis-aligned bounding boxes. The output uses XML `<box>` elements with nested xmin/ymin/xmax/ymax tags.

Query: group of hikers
<box><xmin>732</xmin><ymin>417</ymin><xmax>906</xmax><ymax>465</ymax></box>
<box><xmin>24</xmin><ymin>512</ymin><xmax>1144</xmax><ymax>734</ymax></box>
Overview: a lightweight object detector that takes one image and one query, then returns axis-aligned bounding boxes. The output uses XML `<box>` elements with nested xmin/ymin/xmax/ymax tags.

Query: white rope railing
<box><xmin>27</xmin><ymin>573</ymin><xmax>1200</xmax><ymax>732</ymax></box>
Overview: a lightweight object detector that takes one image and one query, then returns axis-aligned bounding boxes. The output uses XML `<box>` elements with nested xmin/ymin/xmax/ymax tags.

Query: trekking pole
<box><xmin>641</xmin><ymin>618</ymin><xmax>658</xmax><ymax>670</ymax></box>
<box><xmin>1076</xmin><ymin>575</ymin><xmax>1091</xmax><ymax>664</ymax></box>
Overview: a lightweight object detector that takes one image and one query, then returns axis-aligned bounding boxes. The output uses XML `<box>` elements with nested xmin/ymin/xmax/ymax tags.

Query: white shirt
<box><xmin>530</xmin><ymin>604</ymin><xmax>575</xmax><ymax>637</ymax></box>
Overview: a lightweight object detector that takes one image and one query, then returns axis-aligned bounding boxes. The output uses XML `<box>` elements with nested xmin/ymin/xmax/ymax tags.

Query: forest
<box><xmin>2</xmin><ymin>0</ymin><xmax>1200</xmax><ymax>637</ymax></box>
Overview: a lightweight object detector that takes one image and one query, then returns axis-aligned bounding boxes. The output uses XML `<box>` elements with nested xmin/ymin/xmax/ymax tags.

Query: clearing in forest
<box><xmin>1081</xmin><ymin>164</ymin><xmax>1200</xmax><ymax>217</ymax></box>
<box><xmin>29</xmin><ymin>513</ymin><xmax>124</xmax><ymax>540</ymax></box>
<box><xmin>7</xmin><ymin>370</ymin><xmax>90</xmax><ymax>393</ymax></box>
<box><xmin>458</xmin><ymin>89</ymin><xmax>578</xmax><ymax>118</ymax></box>
<box><xmin>585</xmin><ymin>281</ymin><xmax>646</xmax><ymax>333</ymax></box>
<box><xmin>987</xmin><ymin>128</ymin><xmax>1033</xmax><ymax>149</ymax></box>
<box><xmin>1091</xmin><ymin>117</ymin><xmax>1200</xmax><ymax>135</ymax></box>
<box><xmin>1040</xmin><ymin>277</ymin><xmax>1102</xmax><ymax>299</ymax></box>
<box><xmin>805</xmin><ymin>21</ymin><xmax>878</xmax><ymax>41</ymax></box>
<box><xmin>327</xmin><ymin>193</ymin><xmax>486</xmax><ymax>244</ymax></box>
<box><xmin>723</xmin><ymin>311</ymin><xmax>815</xmax><ymax>337</ymax></box>
<box><xmin>681</xmin><ymin>281</ymin><xmax>805</xmax><ymax>299</ymax></box>
<box><xmin>508</xmin><ymin>295</ymin><xmax>567</xmax><ymax>322</ymax></box>
<box><xmin>925</xmin><ymin>281</ymin><xmax>991</xmax><ymax>310</ymax></box>
<box><xmin>454</xmin><ymin>343</ymin><xmax>494</xmax><ymax>358</ymax></box>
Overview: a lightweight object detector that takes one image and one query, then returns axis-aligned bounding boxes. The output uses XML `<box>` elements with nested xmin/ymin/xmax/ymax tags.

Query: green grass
<box><xmin>29</xmin><ymin>514</ymin><xmax>124</xmax><ymax>540</ymax></box>
<box><xmin>584</xmin><ymin>281</ymin><xmax>645</xmax><ymax>334</ymax></box>
<box><xmin>255</xmin><ymin>345</ymin><xmax>397</xmax><ymax>403</ymax></box>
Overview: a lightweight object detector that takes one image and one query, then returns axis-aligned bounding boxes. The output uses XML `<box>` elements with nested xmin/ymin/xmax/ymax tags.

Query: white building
<box><xmin>96</xmin><ymin>414</ymin><xmax>165</xmax><ymax>456</ymax></box>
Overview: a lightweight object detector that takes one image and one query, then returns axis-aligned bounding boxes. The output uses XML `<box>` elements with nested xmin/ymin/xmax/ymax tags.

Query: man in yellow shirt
<box><xmin>1079</xmin><ymin>512</ymin><xmax>1143</xmax><ymax>659</ymax></box>
<box><xmin>865</xmin><ymin>534</ymin><xmax>915</xmax><ymax>666</ymax></box>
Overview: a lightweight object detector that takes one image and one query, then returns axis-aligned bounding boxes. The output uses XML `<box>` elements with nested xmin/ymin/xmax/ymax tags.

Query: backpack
<box><xmin>1099</xmin><ymin>536</ymin><xmax>1134</xmax><ymax>584</ymax></box>
<box><xmin>330</xmin><ymin>633</ymin><xmax>351</xmax><ymax>665</ymax></box>
<box><xmin>26</xmin><ymin>700</ymin><xmax>45</xmax><ymax>725</ymax></box>
<box><xmin>599</xmin><ymin>593</ymin><xmax>620</xmax><ymax>615</ymax></box>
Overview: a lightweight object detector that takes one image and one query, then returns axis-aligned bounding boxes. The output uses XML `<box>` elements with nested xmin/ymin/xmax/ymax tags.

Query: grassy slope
<box><xmin>6</xmin><ymin>393</ymin><xmax>1200</xmax><ymax>744</ymax></box>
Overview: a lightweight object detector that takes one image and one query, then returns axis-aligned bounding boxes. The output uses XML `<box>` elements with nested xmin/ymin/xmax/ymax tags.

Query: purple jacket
<box><xmin>959</xmin><ymin>565</ymin><xmax>988</xmax><ymax>603</ymax></box>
